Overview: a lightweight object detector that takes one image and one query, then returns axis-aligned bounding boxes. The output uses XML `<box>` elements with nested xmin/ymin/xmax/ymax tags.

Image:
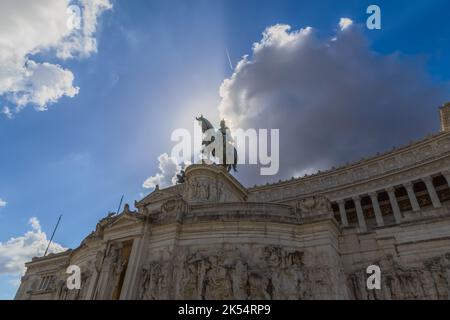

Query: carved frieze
<box><xmin>347</xmin><ymin>253</ymin><xmax>450</xmax><ymax>299</ymax></box>
<box><xmin>182</xmin><ymin>165</ymin><xmax>246</xmax><ymax>203</ymax></box>
<box><xmin>138</xmin><ymin>245</ymin><xmax>342</xmax><ymax>300</ymax></box>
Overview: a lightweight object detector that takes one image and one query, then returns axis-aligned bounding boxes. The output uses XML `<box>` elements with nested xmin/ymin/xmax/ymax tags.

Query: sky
<box><xmin>1</xmin><ymin>0</ymin><xmax>450</xmax><ymax>299</ymax></box>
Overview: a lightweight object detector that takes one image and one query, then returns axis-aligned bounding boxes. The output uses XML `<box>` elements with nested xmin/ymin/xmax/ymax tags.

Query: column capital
<box><xmin>421</xmin><ymin>176</ymin><xmax>434</xmax><ymax>183</ymax></box>
<box><xmin>368</xmin><ymin>191</ymin><xmax>378</xmax><ymax>198</ymax></box>
<box><xmin>442</xmin><ymin>170</ymin><xmax>450</xmax><ymax>176</ymax></box>
<box><xmin>336</xmin><ymin>199</ymin><xmax>346</xmax><ymax>205</ymax></box>
<box><xmin>386</xmin><ymin>186</ymin><xmax>396</xmax><ymax>193</ymax></box>
<box><xmin>403</xmin><ymin>181</ymin><xmax>414</xmax><ymax>189</ymax></box>
<box><xmin>352</xmin><ymin>195</ymin><xmax>361</xmax><ymax>201</ymax></box>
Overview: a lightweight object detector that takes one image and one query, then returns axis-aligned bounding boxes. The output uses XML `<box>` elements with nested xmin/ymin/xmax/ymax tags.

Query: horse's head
<box><xmin>196</xmin><ymin>114</ymin><xmax>215</xmax><ymax>134</ymax></box>
<box><xmin>196</xmin><ymin>115</ymin><xmax>205</xmax><ymax>132</ymax></box>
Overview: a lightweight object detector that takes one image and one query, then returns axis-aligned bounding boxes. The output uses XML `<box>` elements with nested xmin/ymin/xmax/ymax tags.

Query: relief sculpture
<box><xmin>139</xmin><ymin>261</ymin><xmax>169</xmax><ymax>300</ymax></box>
<box><xmin>187</xmin><ymin>178</ymin><xmax>211</xmax><ymax>201</ymax></box>
<box><xmin>296</xmin><ymin>195</ymin><xmax>332</xmax><ymax>218</ymax></box>
<box><xmin>347</xmin><ymin>253</ymin><xmax>450</xmax><ymax>299</ymax></box>
<box><xmin>137</xmin><ymin>245</ymin><xmax>339</xmax><ymax>300</ymax></box>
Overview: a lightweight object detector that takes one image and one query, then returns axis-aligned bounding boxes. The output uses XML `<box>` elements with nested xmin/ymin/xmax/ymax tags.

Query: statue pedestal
<box><xmin>183</xmin><ymin>164</ymin><xmax>247</xmax><ymax>203</ymax></box>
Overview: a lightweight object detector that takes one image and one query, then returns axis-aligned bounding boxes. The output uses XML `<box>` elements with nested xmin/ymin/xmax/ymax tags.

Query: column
<box><xmin>119</xmin><ymin>238</ymin><xmax>143</xmax><ymax>299</ymax></box>
<box><xmin>337</xmin><ymin>199</ymin><xmax>349</xmax><ymax>227</ymax></box>
<box><xmin>442</xmin><ymin>170</ymin><xmax>450</xmax><ymax>187</ymax></box>
<box><xmin>352</xmin><ymin>196</ymin><xmax>367</xmax><ymax>232</ymax></box>
<box><xmin>422</xmin><ymin>176</ymin><xmax>441</xmax><ymax>208</ymax></box>
<box><xmin>404</xmin><ymin>182</ymin><xmax>420</xmax><ymax>211</ymax></box>
<box><xmin>386</xmin><ymin>187</ymin><xmax>402</xmax><ymax>224</ymax></box>
<box><xmin>369</xmin><ymin>192</ymin><xmax>384</xmax><ymax>227</ymax></box>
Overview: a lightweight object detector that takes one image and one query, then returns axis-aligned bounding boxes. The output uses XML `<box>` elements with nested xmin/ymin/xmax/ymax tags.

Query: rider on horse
<box><xmin>195</xmin><ymin>115</ymin><xmax>238</xmax><ymax>172</ymax></box>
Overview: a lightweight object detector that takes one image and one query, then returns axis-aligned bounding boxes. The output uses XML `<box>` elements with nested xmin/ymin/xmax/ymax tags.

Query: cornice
<box><xmin>26</xmin><ymin>249</ymin><xmax>72</xmax><ymax>268</ymax></box>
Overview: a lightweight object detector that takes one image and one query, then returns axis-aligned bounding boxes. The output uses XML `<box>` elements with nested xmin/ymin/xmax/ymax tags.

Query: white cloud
<box><xmin>339</xmin><ymin>18</ymin><xmax>353</xmax><ymax>30</ymax></box>
<box><xmin>0</xmin><ymin>217</ymin><xmax>66</xmax><ymax>275</ymax></box>
<box><xmin>143</xmin><ymin>153</ymin><xmax>181</xmax><ymax>189</ymax></box>
<box><xmin>56</xmin><ymin>0</ymin><xmax>113</xmax><ymax>60</ymax></box>
<box><xmin>218</xmin><ymin>20</ymin><xmax>449</xmax><ymax>183</ymax></box>
<box><xmin>2</xmin><ymin>106</ymin><xmax>12</xmax><ymax>119</ymax></box>
<box><xmin>0</xmin><ymin>0</ymin><xmax>112</xmax><ymax>113</ymax></box>
<box><xmin>10</xmin><ymin>61</ymin><xmax>80</xmax><ymax>111</ymax></box>
<box><xmin>0</xmin><ymin>198</ymin><xmax>6</xmax><ymax>208</ymax></box>
<box><xmin>253</xmin><ymin>24</ymin><xmax>312</xmax><ymax>54</ymax></box>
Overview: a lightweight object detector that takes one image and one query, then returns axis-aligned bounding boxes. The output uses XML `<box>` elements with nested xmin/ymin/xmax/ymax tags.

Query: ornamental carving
<box><xmin>186</xmin><ymin>177</ymin><xmax>213</xmax><ymax>201</ymax></box>
<box><xmin>137</xmin><ymin>245</ymin><xmax>343</xmax><ymax>300</ymax></box>
<box><xmin>161</xmin><ymin>198</ymin><xmax>190</xmax><ymax>221</ymax></box>
<box><xmin>296</xmin><ymin>195</ymin><xmax>332</xmax><ymax>218</ymax></box>
<box><xmin>347</xmin><ymin>253</ymin><xmax>450</xmax><ymax>299</ymax></box>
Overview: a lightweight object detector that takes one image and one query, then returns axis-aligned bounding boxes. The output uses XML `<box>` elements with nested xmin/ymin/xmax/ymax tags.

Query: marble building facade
<box><xmin>15</xmin><ymin>104</ymin><xmax>450</xmax><ymax>300</ymax></box>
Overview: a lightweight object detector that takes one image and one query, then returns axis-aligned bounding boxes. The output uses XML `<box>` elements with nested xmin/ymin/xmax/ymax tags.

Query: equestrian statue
<box><xmin>195</xmin><ymin>115</ymin><xmax>238</xmax><ymax>173</ymax></box>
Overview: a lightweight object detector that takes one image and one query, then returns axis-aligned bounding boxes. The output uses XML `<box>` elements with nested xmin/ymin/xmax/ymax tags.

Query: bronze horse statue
<box><xmin>196</xmin><ymin>115</ymin><xmax>238</xmax><ymax>172</ymax></box>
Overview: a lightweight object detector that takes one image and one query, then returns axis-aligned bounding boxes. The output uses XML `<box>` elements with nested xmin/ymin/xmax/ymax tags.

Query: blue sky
<box><xmin>1</xmin><ymin>0</ymin><xmax>450</xmax><ymax>299</ymax></box>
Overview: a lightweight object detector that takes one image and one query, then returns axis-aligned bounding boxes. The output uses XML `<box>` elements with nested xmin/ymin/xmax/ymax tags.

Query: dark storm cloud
<box><xmin>218</xmin><ymin>21</ymin><xmax>450</xmax><ymax>185</ymax></box>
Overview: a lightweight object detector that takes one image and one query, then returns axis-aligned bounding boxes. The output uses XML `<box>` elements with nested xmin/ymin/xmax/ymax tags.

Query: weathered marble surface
<box><xmin>347</xmin><ymin>252</ymin><xmax>450</xmax><ymax>299</ymax></box>
<box><xmin>138</xmin><ymin>245</ymin><xmax>343</xmax><ymax>300</ymax></box>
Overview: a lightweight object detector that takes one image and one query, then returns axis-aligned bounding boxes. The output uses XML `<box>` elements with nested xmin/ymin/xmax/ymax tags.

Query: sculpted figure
<box><xmin>140</xmin><ymin>262</ymin><xmax>170</xmax><ymax>300</ymax></box>
<box><xmin>196</xmin><ymin>116</ymin><xmax>238</xmax><ymax>172</ymax></box>
<box><xmin>205</xmin><ymin>255</ymin><xmax>232</xmax><ymax>299</ymax></box>
<box><xmin>263</xmin><ymin>246</ymin><xmax>282</xmax><ymax>269</ymax></box>
<box><xmin>247</xmin><ymin>269</ymin><xmax>271</xmax><ymax>299</ymax></box>
<box><xmin>99</xmin><ymin>243</ymin><xmax>121</xmax><ymax>298</ymax></box>
<box><xmin>76</xmin><ymin>268</ymin><xmax>93</xmax><ymax>300</ymax></box>
<box><xmin>296</xmin><ymin>195</ymin><xmax>332</xmax><ymax>217</ymax></box>
<box><xmin>56</xmin><ymin>277</ymin><xmax>68</xmax><ymax>300</ymax></box>
<box><xmin>210</xmin><ymin>182</ymin><xmax>217</xmax><ymax>201</ymax></box>
<box><xmin>181</xmin><ymin>253</ymin><xmax>213</xmax><ymax>299</ymax></box>
<box><xmin>189</xmin><ymin>179</ymin><xmax>199</xmax><ymax>199</ymax></box>
<box><xmin>94</xmin><ymin>250</ymin><xmax>104</xmax><ymax>273</ymax></box>
<box><xmin>217</xmin><ymin>181</ymin><xmax>229</xmax><ymax>202</ymax></box>
<box><xmin>181</xmin><ymin>260</ymin><xmax>198</xmax><ymax>299</ymax></box>
<box><xmin>139</xmin><ymin>264</ymin><xmax>151</xmax><ymax>299</ymax></box>
<box><xmin>231</xmin><ymin>259</ymin><xmax>249</xmax><ymax>300</ymax></box>
<box><xmin>315</xmin><ymin>195</ymin><xmax>332</xmax><ymax>214</ymax></box>
<box><xmin>162</xmin><ymin>199</ymin><xmax>176</xmax><ymax>213</ymax></box>
<box><xmin>197</xmin><ymin>258</ymin><xmax>211</xmax><ymax>299</ymax></box>
<box><xmin>204</xmin><ymin>182</ymin><xmax>210</xmax><ymax>199</ymax></box>
<box><xmin>297</xmin><ymin>197</ymin><xmax>316</xmax><ymax>214</ymax></box>
<box><xmin>146</xmin><ymin>263</ymin><xmax>160</xmax><ymax>300</ymax></box>
<box><xmin>284</xmin><ymin>250</ymin><xmax>304</xmax><ymax>267</ymax></box>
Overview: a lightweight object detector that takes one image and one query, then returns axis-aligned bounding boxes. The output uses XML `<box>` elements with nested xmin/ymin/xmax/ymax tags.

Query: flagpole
<box><xmin>43</xmin><ymin>214</ymin><xmax>62</xmax><ymax>256</ymax></box>
<box><xmin>116</xmin><ymin>195</ymin><xmax>124</xmax><ymax>215</ymax></box>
